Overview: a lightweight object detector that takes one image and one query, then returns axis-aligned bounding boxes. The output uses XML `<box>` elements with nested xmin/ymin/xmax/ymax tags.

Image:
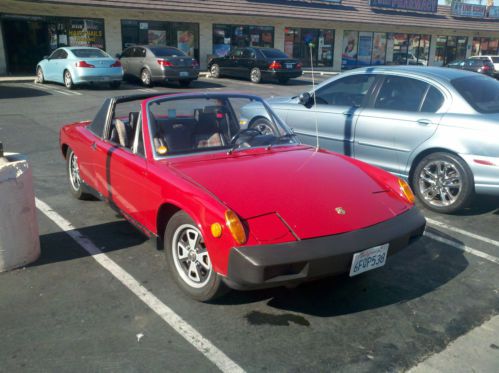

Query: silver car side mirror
<box><xmin>299</xmin><ymin>92</ymin><xmax>313</xmax><ymax>109</ymax></box>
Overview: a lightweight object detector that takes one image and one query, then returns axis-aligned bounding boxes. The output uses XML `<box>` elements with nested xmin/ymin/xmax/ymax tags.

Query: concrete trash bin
<box><xmin>0</xmin><ymin>153</ymin><xmax>40</xmax><ymax>272</ymax></box>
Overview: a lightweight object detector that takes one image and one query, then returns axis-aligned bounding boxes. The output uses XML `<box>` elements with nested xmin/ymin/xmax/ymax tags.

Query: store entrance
<box><xmin>2</xmin><ymin>19</ymin><xmax>50</xmax><ymax>74</ymax></box>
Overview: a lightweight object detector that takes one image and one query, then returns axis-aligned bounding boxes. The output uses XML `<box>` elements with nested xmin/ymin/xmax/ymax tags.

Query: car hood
<box><xmin>168</xmin><ymin>146</ymin><xmax>410</xmax><ymax>239</ymax></box>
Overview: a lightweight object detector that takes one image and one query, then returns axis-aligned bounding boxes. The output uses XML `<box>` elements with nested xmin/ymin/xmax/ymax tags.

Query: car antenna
<box><xmin>309</xmin><ymin>42</ymin><xmax>319</xmax><ymax>151</ymax></box>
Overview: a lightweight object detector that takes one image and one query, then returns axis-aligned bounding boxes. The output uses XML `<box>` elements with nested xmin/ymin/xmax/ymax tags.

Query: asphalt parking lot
<box><xmin>0</xmin><ymin>75</ymin><xmax>498</xmax><ymax>372</ymax></box>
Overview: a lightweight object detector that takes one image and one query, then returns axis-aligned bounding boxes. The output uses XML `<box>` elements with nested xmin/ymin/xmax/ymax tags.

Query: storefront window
<box><xmin>434</xmin><ymin>36</ymin><xmax>468</xmax><ymax>66</ymax></box>
<box><xmin>388</xmin><ymin>33</ymin><xmax>430</xmax><ymax>66</ymax></box>
<box><xmin>121</xmin><ymin>20</ymin><xmax>199</xmax><ymax>60</ymax></box>
<box><xmin>472</xmin><ymin>37</ymin><xmax>499</xmax><ymax>56</ymax></box>
<box><xmin>212</xmin><ymin>24</ymin><xmax>274</xmax><ymax>57</ymax></box>
<box><xmin>342</xmin><ymin>31</ymin><xmax>387</xmax><ymax>69</ymax></box>
<box><xmin>284</xmin><ymin>28</ymin><xmax>334</xmax><ymax>67</ymax></box>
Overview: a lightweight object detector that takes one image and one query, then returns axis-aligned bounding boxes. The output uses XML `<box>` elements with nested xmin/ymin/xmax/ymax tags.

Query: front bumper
<box><xmin>224</xmin><ymin>207</ymin><xmax>425</xmax><ymax>289</ymax></box>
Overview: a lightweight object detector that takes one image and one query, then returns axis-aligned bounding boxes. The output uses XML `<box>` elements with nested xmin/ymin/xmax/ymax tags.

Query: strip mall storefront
<box><xmin>1</xmin><ymin>0</ymin><xmax>498</xmax><ymax>74</ymax></box>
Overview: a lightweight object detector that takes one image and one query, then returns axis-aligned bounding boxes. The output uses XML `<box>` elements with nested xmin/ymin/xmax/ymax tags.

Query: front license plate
<box><xmin>179</xmin><ymin>71</ymin><xmax>189</xmax><ymax>77</ymax></box>
<box><xmin>286</xmin><ymin>63</ymin><xmax>293</xmax><ymax>69</ymax></box>
<box><xmin>349</xmin><ymin>244</ymin><xmax>389</xmax><ymax>277</ymax></box>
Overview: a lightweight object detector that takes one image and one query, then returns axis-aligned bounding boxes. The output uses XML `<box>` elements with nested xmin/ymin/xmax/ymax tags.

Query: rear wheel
<box><xmin>66</xmin><ymin>148</ymin><xmax>91</xmax><ymax>200</ymax></box>
<box><xmin>178</xmin><ymin>79</ymin><xmax>192</xmax><ymax>88</ymax></box>
<box><xmin>36</xmin><ymin>67</ymin><xmax>45</xmax><ymax>84</ymax></box>
<box><xmin>210</xmin><ymin>64</ymin><xmax>220</xmax><ymax>78</ymax></box>
<box><xmin>250</xmin><ymin>67</ymin><xmax>262</xmax><ymax>83</ymax></box>
<box><xmin>141</xmin><ymin>68</ymin><xmax>152</xmax><ymax>87</ymax></box>
<box><xmin>165</xmin><ymin>211</ymin><xmax>228</xmax><ymax>301</ymax></box>
<box><xmin>412</xmin><ymin>152</ymin><xmax>474</xmax><ymax>214</ymax></box>
<box><xmin>64</xmin><ymin>70</ymin><xmax>74</xmax><ymax>90</ymax></box>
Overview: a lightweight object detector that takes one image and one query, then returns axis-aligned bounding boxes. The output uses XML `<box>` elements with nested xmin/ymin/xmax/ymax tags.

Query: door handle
<box><xmin>417</xmin><ymin>119</ymin><xmax>432</xmax><ymax>126</ymax></box>
<box><xmin>343</xmin><ymin>111</ymin><xmax>354</xmax><ymax>116</ymax></box>
<box><xmin>91</xmin><ymin>142</ymin><xmax>97</xmax><ymax>150</ymax></box>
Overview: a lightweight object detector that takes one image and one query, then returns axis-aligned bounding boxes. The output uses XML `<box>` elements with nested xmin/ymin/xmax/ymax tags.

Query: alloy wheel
<box><xmin>417</xmin><ymin>160</ymin><xmax>462</xmax><ymax>207</ymax></box>
<box><xmin>68</xmin><ymin>151</ymin><xmax>81</xmax><ymax>192</ymax></box>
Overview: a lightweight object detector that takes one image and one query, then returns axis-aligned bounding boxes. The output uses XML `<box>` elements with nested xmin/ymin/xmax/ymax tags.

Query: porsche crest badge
<box><xmin>335</xmin><ymin>207</ymin><xmax>346</xmax><ymax>215</ymax></box>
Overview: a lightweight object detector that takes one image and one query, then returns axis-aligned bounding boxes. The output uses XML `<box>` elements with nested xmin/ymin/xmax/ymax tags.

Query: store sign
<box><xmin>451</xmin><ymin>1</ymin><xmax>486</xmax><ymax>18</ymax></box>
<box><xmin>369</xmin><ymin>0</ymin><xmax>438</xmax><ymax>13</ymax></box>
<box><xmin>488</xmin><ymin>6</ymin><xmax>499</xmax><ymax>19</ymax></box>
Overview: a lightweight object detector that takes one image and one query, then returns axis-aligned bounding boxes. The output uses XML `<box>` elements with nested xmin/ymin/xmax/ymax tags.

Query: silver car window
<box><xmin>374</xmin><ymin>76</ymin><xmax>428</xmax><ymax>112</ymax></box>
<box><xmin>315</xmin><ymin>74</ymin><xmax>376</xmax><ymax>107</ymax></box>
<box><xmin>421</xmin><ymin>86</ymin><xmax>444</xmax><ymax>113</ymax></box>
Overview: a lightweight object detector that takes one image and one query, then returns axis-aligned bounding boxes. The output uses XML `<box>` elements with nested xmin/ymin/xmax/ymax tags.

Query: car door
<box><xmin>120</xmin><ymin>48</ymin><xmax>133</xmax><ymax>77</ymax></box>
<box><xmin>53</xmin><ymin>49</ymin><xmax>69</xmax><ymax>83</ymax></box>
<box><xmin>238</xmin><ymin>48</ymin><xmax>256</xmax><ymax>78</ymax></box>
<box><xmin>222</xmin><ymin>49</ymin><xmax>242</xmax><ymax>77</ymax></box>
<box><xmin>354</xmin><ymin>75</ymin><xmax>444</xmax><ymax>175</ymax></box>
<box><xmin>44</xmin><ymin>49</ymin><xmax>63</xmax><ymax>81</ymax></box>
<box><xmin>286</xmin><ymin>74</ymin><xmax>377</xmax><ymax>155</ymax></box>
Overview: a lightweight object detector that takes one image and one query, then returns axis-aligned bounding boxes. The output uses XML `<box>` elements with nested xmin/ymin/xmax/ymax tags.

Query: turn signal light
<box><xmin>268</xmin><ymin>61</ymin><xmax>282</xmax><ymax>70</ymax></box>
<box><xmin>110</xmin><ymin>60</ymin><xmax>122</xmax><ymax>67</ymax></box>
<box><xmin>398</xmin><ymin>178</ymin><xmax>415</xmax><ymax>205</ymax></box>
<box><xmin>224</xmin><ymin>210</ymin><xmax>247</xmax><ymax>245</ymax></box>
<box><xmin>75</xmin><ymin>61</ymin><xmax>95</xmax><ymax>68</ymax></box>
<box><xmin>211</xmin><ymin>223</ymin><xmax>223</xmax><ymax>238</ymax></box>
<box><xmin>157</xmin><ymin>59</ymin><xmax>173</xmax><ymax>67</ymax></box>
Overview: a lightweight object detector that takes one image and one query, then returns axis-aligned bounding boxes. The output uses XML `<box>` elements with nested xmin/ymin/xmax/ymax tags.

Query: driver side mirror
<box><xmin>299</xmin><ymin>92</ymin><xmax>314</xmax><ymax>109</ymax></box>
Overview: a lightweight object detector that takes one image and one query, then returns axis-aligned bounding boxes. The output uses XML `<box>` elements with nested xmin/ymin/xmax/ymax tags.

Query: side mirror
<box><xmin>299</xmin><ymin>92</ymin><xmax>313</xmax><ymax>108</ymax></box>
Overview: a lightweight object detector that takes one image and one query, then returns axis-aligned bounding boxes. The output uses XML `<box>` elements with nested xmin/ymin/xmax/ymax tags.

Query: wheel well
<box><xmin>61</xmin><ymin>144</ymin><xmax>69</xmax><ymax>159</ymax></box>
<box><xmin>409</xmin><ymin>148</ymin><xmax>459</xmax><ymax>184</ymax></box>
<box><xmin>248</xmin><ymin>116</ymin><xmax>267</xmax><ymax>127</ymax></box>
<box><xmin>156</xmin><ymin>203</ymin><xmax>181</xmax><ymax>249</ymax></box>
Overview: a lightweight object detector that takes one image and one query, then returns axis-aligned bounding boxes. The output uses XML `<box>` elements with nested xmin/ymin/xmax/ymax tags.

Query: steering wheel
<box><xmin>230</xmin><ymin>128</ymin><xmax>262</xmax><ymax>145</ymax></box>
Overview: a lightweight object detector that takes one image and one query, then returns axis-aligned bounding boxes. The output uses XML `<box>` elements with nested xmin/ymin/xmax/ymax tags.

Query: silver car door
<box><xmin>354</xmin><ymin>75</ymin><xmax>443</xmax><ymax>175</ymax></box>
<box><xmin>287</xmin><ymin>74</ymin><xmax>376</xmax><ymax>155</ymax></box>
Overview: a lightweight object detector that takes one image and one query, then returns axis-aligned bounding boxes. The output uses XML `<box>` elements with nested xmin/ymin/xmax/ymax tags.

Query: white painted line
<box><xmin>53</xmin><ymin>89</ymin><xmax>75</xmax><ymax>96</ymax></box>
<box><xmin>425</xmin><ymin>231</ymin><xmax>499</xmax><ymax>265</ymax></box>
<box><xmin>28</xmin><ymin>83</ymin><xmax>82</xmax><ymax>96</ymax></box>
<box><xmin>427</xmin><ymin>218</ymin><xmax>499</xmax><ymax>249</ymax></box>
<box><xmin>35</xmin><ymin>198</ymin><xmax>244</xmax><ymax>373</ymax></box>
<box><xmin>138</xmin><ymin>88</ymin><xmax>157</xmax><ymax>93</ymax></box>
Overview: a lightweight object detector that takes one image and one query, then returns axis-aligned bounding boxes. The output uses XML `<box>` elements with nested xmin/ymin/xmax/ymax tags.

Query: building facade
<box><xmin>1</xmin><ymin>0</ymin><xmax>498</xmax><ymax>75</ymax></box>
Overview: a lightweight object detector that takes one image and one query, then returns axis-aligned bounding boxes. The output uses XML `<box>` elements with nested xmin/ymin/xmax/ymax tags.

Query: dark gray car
<box><xmin>119</xmin><ymin>45</ymin><xmax>199</xmax><ymax>87</ymax></box>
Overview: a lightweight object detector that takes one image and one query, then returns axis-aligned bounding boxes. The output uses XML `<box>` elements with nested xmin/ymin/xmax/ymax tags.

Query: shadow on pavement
<box><xmin>454</xmin><ymin>195</ymin><xmax>499</xmax><ymax>216</ymax></box>
<box><xmin>32</xmin><ymin>219</ymin><xmax>148</xmax><ymax>267</ymax></box>
<box><xmin>214</xmin><ymin>230</ymin><xmax>468</xmax><ymax>316</ymax></box>
<box><xmin>0</xmin><ymin>85</ymin><xmax>51</xmax><ymax>99</ymax></box>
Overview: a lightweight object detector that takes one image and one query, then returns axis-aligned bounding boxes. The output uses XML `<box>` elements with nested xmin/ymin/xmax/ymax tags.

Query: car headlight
<box><xmin>225</xmin><ymin>210</ymin><xmax>247</xmax><ymax>245</ymax></box>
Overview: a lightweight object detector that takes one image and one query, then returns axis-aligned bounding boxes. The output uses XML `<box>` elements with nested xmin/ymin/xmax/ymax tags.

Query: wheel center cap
<box><xmin>188</xmin><ymin>250</ymin><xmax>197</xmax><ymax>262</ymax></box>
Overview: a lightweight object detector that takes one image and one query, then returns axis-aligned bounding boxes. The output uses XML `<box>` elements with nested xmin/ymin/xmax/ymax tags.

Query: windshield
<box><xmin>492</xmin><ymin>57</ymin><xmax>499</xmax><ymax>63</ymax></box>
<box><xmin>148</xmin><ymin>95</ymin><xmax>297</xmax><ymax>156</ymax></box>
<box><xmin>72</xmin><ymin>48</ymin><xmax>109</xmax><ymax>58</ymax></box>
<box><xmin>452</xmin><ymin>76</ymin><xmax>499</xmax><ymax>114</ymax></box>
<box><xmin>150</xmin><ymin>47</ymin><xmax>186</xmax><ymax>57</ymax></box>
<box><xmin>260</xmin><ymin>49</ymin><xmax>289</xmax><ymax>59</ymax></box>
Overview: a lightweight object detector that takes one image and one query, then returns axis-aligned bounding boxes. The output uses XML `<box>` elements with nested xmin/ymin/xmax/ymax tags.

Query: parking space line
<box><xmin>427</xmin><ymin>218</ymin><xmax>499</xmax><ymax>249</ymax></box>
<box><xmin>425</xmin><ymin>231</ymin><xmax>499</xmax><ymax>265</ymax></box>
<box><xmin>28</xmin><ymin>83</ymin><xmax>82</xmax><ymax>96</ymax></box>
<box><xmin>35</xmin><ymin>198</ymin><xmax>244</xmax><ymax>373</ymax></box>
<box><xmin>138</xmin><ymin>88</ymin><xmax>157</xmax><ymax>93</ymax></box>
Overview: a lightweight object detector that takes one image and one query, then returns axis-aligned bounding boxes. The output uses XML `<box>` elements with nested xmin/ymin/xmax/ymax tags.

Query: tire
<box><xmin>278</xmin><ymin>77</ymin><xmax>289</xmax><ymax>85</ymax></box>
<box><xmin>250</xmin><ymin>67</ymin><xmax>262</xmax><ymax>83</ymax></box>
<box><xmin>210</xmin><ymin>64</ymin><xmax>220</xmax><ymax>78</ymax></box>
<box><xmin>140</xmin><ymin>68</ymin><xmax>153</xmax><ymax>87</ymax></box>
<box><xmin>64</xmin><ymin>70</ymin><xmax>75</xmax><ymax>90</ymax></box>
<box><xmin>178</xmin><ymin>79</ymin><xmax>191</xmax><ymax>88</ymax></box>
<box><xmin>66</xmin><ymin>148</ymin><xmax>91</xmax><ymax>200</ymax></box>
<box><xmin>36</xmin><ymin>67</ymin><xmax>45</xmax><ymax>84</ymax></box>
<box><xmin>109</xmin><ymin>81</ymin><xmax>121</xmax><ymax>89</ymax></box>
<box><xmin>165</xmin><ymin>211</ymin><xmax>228</xmax><ymax>301</ymax></box>
<box><xmin>249</xmin><ymin>117</ymin><xmax>277</xmax><ymax>136</ymax></box>
<box><xmin>412</xmin><ymin>152</ymin><xmax>474</xmax><ymax>214</ymax></box>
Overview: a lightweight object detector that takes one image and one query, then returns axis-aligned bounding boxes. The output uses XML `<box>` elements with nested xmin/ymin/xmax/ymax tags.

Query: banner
<box><xmin>369</xmin><ymin>0</ymin><xmax>438</xmax><ymax>13</ymax></box>
<box><xmin>357</xmin><ymin>32</ymin><xmax>373</xmax><ymax>66</ymax></box>
<box><xmin>342</xmin><ymin>31</ymin><xmax>358</xmax><ymax>68</ymax></box>
<box><xmin>488</xmin><ymin>6</ymin><xmax>499</xmax><ymax>18</ymax></box>
<box><xmin>451</xmin><ymin>1</ymin><xmax>486</xmax><ymax>17</ymax></box>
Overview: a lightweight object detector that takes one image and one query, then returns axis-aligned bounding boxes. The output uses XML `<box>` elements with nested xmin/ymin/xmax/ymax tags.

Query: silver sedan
<box><xmin>242</xmin><ymin>66</ymin><xmax>499</xmax><ymax>213</ymax></box>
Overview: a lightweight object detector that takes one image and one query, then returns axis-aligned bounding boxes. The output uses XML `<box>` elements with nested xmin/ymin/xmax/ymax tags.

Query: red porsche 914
<box><xmin>59</xmin><ymin>92</ymin><xmax>426</xmax><ymax>301</ymax></box>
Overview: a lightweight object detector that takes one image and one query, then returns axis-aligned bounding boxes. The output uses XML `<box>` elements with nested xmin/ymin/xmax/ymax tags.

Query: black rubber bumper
<box><xmin>263</xmin><ymin>70</ymin><xmax>303</xmax><ymax>80</ymax></box>
<box><xmin>224</xmin><ymin>207</ymin><xmax>426</xmax><ymax>289</ymax></box>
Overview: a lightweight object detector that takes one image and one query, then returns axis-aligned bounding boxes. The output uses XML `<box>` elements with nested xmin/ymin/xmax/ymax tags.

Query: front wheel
<box><xmin>141</xmin><ymin>68</ymin><xmax>152</xmax><ymax>87</ymax></box>
<box><xmin>165</xmin><ymin>211</ymin><xmax>228</xmax><ymax>301</ymax></box>
<box><xmin>412</xmin><ymin>152</ymin><xmax>474</xmax><ymax>214</ymax></box>
<box><xmin>66</xmin><ymin>148</ymin><xmax>91</xmax><ymax>200</ymax></box>
<box><xmin>250</xmin><ymin>67</ymin><xmax>262</xmax><ymax>83</ymax></box>
<box><xmin>36</xmin><ymin>67</ymin><xmax>45</xmax><ymax>84</ymax></box>
<box><xmin>210</xmin><ymin>64</ymin><xmax>220</xmax><ymax>78</ymax></box>
<box><xmin>64</xmin><ymin>70</ymin><xmax>74</xmax><ymax>90</ymax></box>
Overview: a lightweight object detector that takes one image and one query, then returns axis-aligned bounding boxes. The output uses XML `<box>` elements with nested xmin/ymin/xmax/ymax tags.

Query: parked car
<box><xmin>208</xmin><ymin>47</ymin><xmax>302</xmax><ymax>84</ymax></box>
<box><xmin>241</xmin><ymin>66</ymin><xmax>499</xmax><ymax>214</ymax></box>
<box><xmin>393</xmin><ymin>52</ymin><xmax>427</xmax><ymax>66</ymax></box>
<box><xmin>36</xmin><ymin>47</ymin><xmax>123</xmax><ymax>89</ymax></box>
<box><xmin>445</xmin><ymin>59</ymin><xmax>465</xmax><ymax>69</ymax></box>
<box><xmin>59</xmin><ymin>92</ymin><xmax>425</xmax><ymax>301</ymax></box>
<box><xmin>119</xmin><ymin>45</ymin><xmax>199</xmax><ymax>87</ymax></box>
<box><xmin>468</xmin><ymin>56</ymin><xmax>498</xmax><ymax>77</ymax></box>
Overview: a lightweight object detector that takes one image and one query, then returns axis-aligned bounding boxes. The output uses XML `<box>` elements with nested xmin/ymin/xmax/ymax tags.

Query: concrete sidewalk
<box><xmin>0</xmin><ymin>75</ymin><xmax>35</xmax><ymax>83</ymax></box>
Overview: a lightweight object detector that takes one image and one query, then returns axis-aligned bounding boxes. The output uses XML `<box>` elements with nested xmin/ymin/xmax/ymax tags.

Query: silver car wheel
<box><xmin>36</xmin><ymin>67</ymin><xmax>44</xmax><ymax>83</ymax></box>
<box><xmin>418</xmin><ymin>160</ymin><xmax>462</xmax><ymax>207</ymax></box>
<box><xmin>68</xmin><ymin>151</ymin><xmax>81</xmax><ymax>192</ymax></box>
<box><xmin>172</xmin><ymin>224</ymin><xmax>212</xmax><ymax>289</ymax></box>
<box><xmin>141</xmin><ymin>69</ymin><xmax>151</xmax><ymax>86</ymax></box>
<box><xmin>64</xmin><ymin>71</ymin><xmax>73</xmax><ymax>89</ymax></box>
<box><xmin>210</xmin><ymin>64</ymin><xmax>220</xmax><ymax>78</ymax></box>
<box><xmin>250</xmin><ymin>68</ymin><xmax>261</xmax><ymax>83</ymax></box>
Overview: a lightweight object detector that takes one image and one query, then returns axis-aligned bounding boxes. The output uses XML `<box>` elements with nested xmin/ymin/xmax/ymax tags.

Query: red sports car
<box><xmin>59</xmin><ymin>92</ymin><xmax>425</xmax><ymax>301</ymax></box>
